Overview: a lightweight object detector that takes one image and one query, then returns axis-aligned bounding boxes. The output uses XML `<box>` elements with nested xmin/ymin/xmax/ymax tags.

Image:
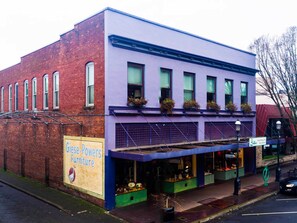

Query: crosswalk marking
<box><xmin>242</xmin><ymin>211</ymin><xmax>297</xmax><ymax>216</ymax></box>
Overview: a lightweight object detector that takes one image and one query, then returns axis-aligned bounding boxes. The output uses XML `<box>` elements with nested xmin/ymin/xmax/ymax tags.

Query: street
<box><xmin>210</xmin><ymin>192</ymin><xmax>297</xmax><ymax>223</ymax></box>
<box><xmin>0</xmin><ymin>182</ymin><xmax>122</xmax><ymax>223</ymax></box>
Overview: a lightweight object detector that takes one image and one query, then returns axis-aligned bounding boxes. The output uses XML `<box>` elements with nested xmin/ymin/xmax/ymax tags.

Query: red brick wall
<box><xmin>0</xmin><ymin>12</ymin><xmax>105</xmax><ymax>206</ymax></box>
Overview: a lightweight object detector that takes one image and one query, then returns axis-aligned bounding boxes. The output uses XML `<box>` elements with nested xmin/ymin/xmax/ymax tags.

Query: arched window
<box><xmin>24</xmin><ymin>80</ymin><xmax>29</xmax><ymax>111</ymax></box>
<box><xmin>15</xmin><ymin>83</ymin><xmax>19</xmax><ymax>111</ymax></box>
<box><xmin>43</xmin><ymin>74</ymin><xmax>49</xmax><ymax>110</ymax></box>
<box><xmin>53</xmin><ymin>72</ymin><xmax>59</xmax><ymax>109</ymax></box>
<box><xmin>32</xmin><ymin>77</ymin><xmax>37</xmax><ymax>110</ymax></box>
<box><xmin>86</xmin><ymin>62</ymin><xmax>94</xmax><ymax>106</ymax></box>
<box><xmin>1</xmin><ymin>86</ymin><xmax>4</xmax><ymax>112</ymax></box>
<box><xmin>8</xmin><ymin>84</ymin><xmax>12</xmax><ymax>112</ymax></box>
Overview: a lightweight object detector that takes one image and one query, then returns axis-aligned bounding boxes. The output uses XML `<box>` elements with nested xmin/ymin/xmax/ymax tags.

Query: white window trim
<box><xmin>53</xmin><ymin>72</ymin><xmax>59</xmax><ymax>109</ymax></box>
<box><xmin>1</xmin><ymin>87</ymin><xmax>4</xmax><ymax>113</ymax></box>
<box><xmin>86</xmin><ymin>62</ymin><xmax>94</xmax><ymax>107</ymax></box>
<box><xmin>24</xmin><ymin>80</ymin><xmax>29</xmax><ymax>111</ymax></box>
<box><xmin>8</xmin><ymin>84</ymin><xmax>12</xmax><ymax>112</ymax></box>
<box><xmin>32</xmin><ymin>77</ymin><xmax>37</xmax><ymax>111</ymax></box>
<box><xmin>14</xmin><ymin>83</ymin><xmax>18</xmax><ymax>111</ymax></box>
<box><xmin>43</xmin><ymin>74</ymin><xmax>49</xmax><ymax>110</ymax></box>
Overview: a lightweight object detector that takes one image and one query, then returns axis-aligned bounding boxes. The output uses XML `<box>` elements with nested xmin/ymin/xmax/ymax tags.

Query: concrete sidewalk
<box><xmin>0</xmin><ymin>162</ymin><xmax>295</xmax><ymax>223</ymax></box>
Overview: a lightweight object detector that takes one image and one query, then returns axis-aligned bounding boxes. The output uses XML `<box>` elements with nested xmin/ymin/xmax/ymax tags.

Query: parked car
<box><xmin>279</xmin><ymin>174</ymin><xmax>297</xmax><ymax>194</ymax></box>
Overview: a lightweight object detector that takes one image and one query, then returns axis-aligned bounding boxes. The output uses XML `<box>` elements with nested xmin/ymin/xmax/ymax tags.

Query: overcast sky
<box><xmin>0</xmin><ymin>0</ymin><xmax>296</xmax><ymax>70</ymax></box>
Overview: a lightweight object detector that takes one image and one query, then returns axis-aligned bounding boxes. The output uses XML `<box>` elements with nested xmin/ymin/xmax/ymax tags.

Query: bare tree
<box><xmin>250</xmin><ymin>26</ymin><xmax>297</xmax><ymax>134</ymax></box>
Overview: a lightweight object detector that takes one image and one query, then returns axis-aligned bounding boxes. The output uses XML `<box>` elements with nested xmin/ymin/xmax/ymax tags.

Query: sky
<box><xmin>0</xmin><ymin>0</ymin><xmax>296</xmax><ymax>70</ymax></box>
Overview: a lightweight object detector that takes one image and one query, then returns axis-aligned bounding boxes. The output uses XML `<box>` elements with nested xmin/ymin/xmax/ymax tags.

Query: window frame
<box><xmin>53</xmin><ymin>72</ymin><xmax>59</xmax><ymax>109</ymax></box>
<box><xmin>160</xmin><ymin>68</ymin><xmax>172</xmax><ymax>102</ymax></box>
<box><xmin>240</xmin><ymin>82</ymin><xmax>248</xmax><ymax>104</ymax></box>
<box><xmin>1</xmin><ymin>87</ymin><xmax>4</xmax><ymax>113</ymax></box>
<box><xmin>14</xmin><ymin>83</ymin><xmax>18</xmax><ymax>111</ymax></box>
<box><xmin>86</xmin><ymin>62</ymin><xmax>94</xmax><ymax>107</ymax></box>
<box><xmin>225</xmin><ymin>79</ymin><xmax>233</xmax><ymax>105</ymax></box>
<box><xmin>184</xmin><ymin>72</ymin><xmax>195</xmax><ymax>101</ymax></box>
<box><xmin>43</xmin><ymin>74</ymin><xmax>49</xmax><ymax>110</ymax></box>
<box><xmin>8</xmin><ymin>84</ymin><xmax>12</xmax><ymax>112</ymax></box>
<box><xmin>207</xmin><ymin>76</ymin><xmax>216</xmax><ymax>102</ymax></box>
<box><xmin>32</xmin><ymin>77</ymin><xmax>37</xmax><ymax>110</ymax></box>
<box><xmin>24</xmin><ymin>80</ymin><xmax>29</xmax><ymax>111</ymax></box>
<box><xmin>127</xmin><ymin>62</ymin><xmax>144</xmax><ymax>99</ymax></box>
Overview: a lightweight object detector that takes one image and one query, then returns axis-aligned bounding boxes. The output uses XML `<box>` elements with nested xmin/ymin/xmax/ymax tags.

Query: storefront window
<box><xmin>215</xmin><ymin>149</ymin><xmax>243</xmax><ymax>171</ymax></box>
<box><xmin>204</xmin><ymin>153</ymin><xmax>214</xmax><ymax>175</ymax></box>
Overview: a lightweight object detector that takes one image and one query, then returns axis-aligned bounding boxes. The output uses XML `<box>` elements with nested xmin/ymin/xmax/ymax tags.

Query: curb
<box><xmin>195</xmin><ymin>191</ymin><xmax>278</xmax><ymax>223</ymax></box>
<box><xmin>0</xmin><ymin>179</ymin><xmax>71</xmax><ymax>214</ymax></box>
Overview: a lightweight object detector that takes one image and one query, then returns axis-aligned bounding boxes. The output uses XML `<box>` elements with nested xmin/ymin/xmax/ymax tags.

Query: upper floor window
<box><xmin>241</xmin><ymin>82</ymin><xmax>248</xmax><ymax>104</ymax></box>
<box><xmin>1</xmin><ymin>86</ymin><xmax>4</xmax><ymax>112</ymax></box>
<box><xmin>207</xmin><ymin>76</ymin><xmax>216</xmax><ymax>102</ymax></box>
<box><xmin>24</xmin><ymin>80</ymin><xmax>29</xmax><ymax>111</ymax></box>
<box><xmin>8</xmin><ymin>84</ymin><xmax>12</xmax><ymax>112</ymax></box>
<box><xmin>184</xmin><ymin>72</ymin><xmax>195</xmax><ymax>101</ymax></box>
<box><xmin>14</xmin><ymin>83</ymin><xmax>19</xmax><ymax>111</ymax></box>
<box><xmin>225</xmin><ymin>79</ymin><xmax>233</xmax><ymax>105</ymax></box>
<box><xmin>43</xmin><ymin>74</ymin><xmax>49</xmax><ymax>110</ymax></box>
<box><xmin>32</xmin><ymin>77</ymin><xmax>37</xmax><ymax>110</ymax></box>
<box><xmin>53</xmin><ymin>72</ymin><xmax>59</xmax><ymax>109</ymax></box>
<box><xmin>160</xmin><ymin>68</ymin><xmax>172</xmax><ymax>102</ymax></box>
<box><xmin>86</xmin><ymin>62</ymin><xmax>94</xmax><ymax>106</ymax></box>
<box><xmin>128</xmin><ymin>62</ymin><xmax>144</xmax><ymax>99</ymax></box>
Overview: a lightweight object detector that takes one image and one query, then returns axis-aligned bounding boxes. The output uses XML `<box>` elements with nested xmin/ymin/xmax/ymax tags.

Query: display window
<box><xmin>215</xmin><ymin>149</ymin><xmax>244</xmax><ymax>171</ymax></box>
<box><xmin>204</xmin><ymin>152</ymin><xmax>214</xmax><ymax>175</ymax></box>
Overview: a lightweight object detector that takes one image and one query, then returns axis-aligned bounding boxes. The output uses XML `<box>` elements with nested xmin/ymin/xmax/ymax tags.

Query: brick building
<box><xmin>1</xmin><ymin>8</ymin><xmax>262</xmax><ymax>210</ymax></box>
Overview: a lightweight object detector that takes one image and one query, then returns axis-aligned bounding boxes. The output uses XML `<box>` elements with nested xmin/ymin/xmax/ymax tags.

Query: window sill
<box><xmin>84</xmin><ymin>105</ymin><xmax>95</xmax><ymax>110</ymax></box>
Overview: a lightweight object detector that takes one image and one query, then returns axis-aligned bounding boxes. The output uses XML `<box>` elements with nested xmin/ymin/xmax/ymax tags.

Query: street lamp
<box><xmin>234</xmin><ymin>120</ymin><xmax>241</xmax><ymax>195</ymax></box>
<box><xmin>275</xmin><ymin>120</ymin><xmax>282</xmax><ymax>182</ymax></box>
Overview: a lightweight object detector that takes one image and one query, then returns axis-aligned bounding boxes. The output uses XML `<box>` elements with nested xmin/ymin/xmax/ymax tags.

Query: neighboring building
<box><xmin>0</xmin><ymin>8</ymin><xmax>261</xmax><ymax>210</ymax></box>
<box><xmin>256</xmin><ymin>104</ymin><xmax>296</xmax><ymax>168</ymax></box>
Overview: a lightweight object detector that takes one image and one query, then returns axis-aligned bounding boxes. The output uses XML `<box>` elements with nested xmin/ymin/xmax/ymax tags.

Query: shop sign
<box><xmin>63</xmin><ymin>136</ymin><xmax>105</xmax><ymax>199</ymax></box>
<box><xmin>249</xmin><ymin>137</ymin><xmax>267</xmax><ymax>147</ymax></box>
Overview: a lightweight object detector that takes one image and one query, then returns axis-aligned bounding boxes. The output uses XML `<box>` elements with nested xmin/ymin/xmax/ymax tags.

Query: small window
<box><xmin>241</xmin><ymin>82</ymin><xmax>248</xmax><ymax>104</ymax></box>
<box><xmin>184</xmin><ymin>72</ymin><xmax>195</xmax><ymax>101</ymax></box>
<box><xmin>53</xmin><ymin>72</ymin><xmax>59</xmax><ymax>109</ymax></box>
<box><xmin>8</xmin><ymin>84</ymin><xmax>12</xmax><ymax>112</ymax></box>
<box><xmin>1</xmin><ymin>86</ymin><xmax>4</xmax><ymax>112</ymax></box>
<box><xmin>43</xmin><ymin>74</ymin><xmax>49</xmax><ymax>110</ymax></box>
<box><xmin>32</xmin><ymin>77</ymin><xmax>37</xmax><ymax>110</ymax></box>
<box><xmin>160</xmin><ymin>68</ymin><xmax>172</xmax><ymax>102</ymax></box>
<box><xmin>24</xmin><ymin>80</ymin><xmax>29</xmax><ymax>111</ymax></box>
<box><xmin>86</xmin><ymin>62</ymin><xmax>94</xmax><ymax>106</ymax></box>
<box><xmin>15</xmin><ymin>83</ymin><xmax>19</xmax><ymax>111</ymax></box>
<box><xmin>207</xmin><ymin>76</ymin><xmax>216</xmax><ymax>102</ymax></box>
<box><xmin>225</xmin><ymin>79</ymin><xmax>233</xmax><ymax>105</ymax></box>
<box><xmin>128</xmin><ymin>63</ymin><xmax>144</xmax><ymax>99</ymax></box>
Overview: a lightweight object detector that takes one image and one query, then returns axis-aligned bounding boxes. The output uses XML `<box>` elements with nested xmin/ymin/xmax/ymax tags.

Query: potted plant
<box><xmin>160</xmin><ymin>98</ymin><xmax>175</xmax><ymax>114</ymax></box>
<box><xmin>127</xmin><ymin>97</ymin><xmax>148</xmax><ymax>108</ymax></box>
<box><xmin>207</xmin><ymin>101</ymin><xmax>221</xmax><ymax>113</ymax></box>
<box><xmin>241</xmin><ymin>103</ymin><xmax>252</xmax><ymax>114</ymax></box>
<box><xmin>225</xmin><ymin>102</ymin><xmax>237</xmax><ymax>113</ymax></box>
<box><xmin>183</xmin><ymin>100</ymin><xmax>200</xmax><ymax>111</ymax></box>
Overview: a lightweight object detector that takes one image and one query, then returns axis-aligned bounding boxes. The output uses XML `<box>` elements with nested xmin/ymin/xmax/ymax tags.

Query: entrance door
<box><xmin>244</xmin><ymin>147</ymin><xmax>256</xmax><ymax>174</ymax></box>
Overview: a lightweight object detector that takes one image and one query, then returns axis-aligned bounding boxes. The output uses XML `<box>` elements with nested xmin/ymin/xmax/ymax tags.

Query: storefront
<box><xmin>111</xmin><ymin>139</ymin><xmax>257</xmax><ymax>207</ymax></box>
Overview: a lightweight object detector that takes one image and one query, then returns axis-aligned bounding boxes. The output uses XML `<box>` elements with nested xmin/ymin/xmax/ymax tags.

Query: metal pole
<box><xmin>234</xmin><ymin>131</ymin><xmax>241</xmax><ymax>195</ymax></box>
<box><xmin>275</xmin><ymin>129</ymin><xmax>281</xmax><ymax>182</ymax></box>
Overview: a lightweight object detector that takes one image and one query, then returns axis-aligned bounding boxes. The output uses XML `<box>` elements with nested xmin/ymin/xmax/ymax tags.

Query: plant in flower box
<box><xmin>183</xmin><ymin>100</ymin><xmax>200</xmax><ymax>111</ymax></box>
<box><xmin>241</xmin><ymin>103</ymin><xmax>252</xmax><ymax>114</ymax></box>
<box><xmin>127</xmin><ymin>97</ymin><xmax>147</xmax><ymax>108</ymax></box>
<box><xmin>206</xmin><ymin>101</ymin><xmax>221</xmax><ymax>113</ymax></box>
<box><xmin>160</xmin><ymin>98</ymin><xmax>175</xmax><ymax>114</ymax></box>
<box><xmin>225</xmin><ymin>102</ymin><xmax>237</xmax><ymax>113</ymax></box>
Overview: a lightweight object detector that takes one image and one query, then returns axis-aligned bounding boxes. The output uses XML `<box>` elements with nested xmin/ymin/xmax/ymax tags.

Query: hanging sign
<box><xmin>249</xmin><ymin>137</ymin><xmax>267</xmax><ymax>147</ymax></box>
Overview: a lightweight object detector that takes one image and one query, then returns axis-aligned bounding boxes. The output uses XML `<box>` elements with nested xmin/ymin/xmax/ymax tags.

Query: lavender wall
<box><xmin>103</xmin><ymin>8</ymin><xmax>256</xmax><ymax>151</ymax></box>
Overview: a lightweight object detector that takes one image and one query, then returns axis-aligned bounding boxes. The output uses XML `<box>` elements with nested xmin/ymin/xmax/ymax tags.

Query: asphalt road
<box><xmin>210</xmin><ymin>192</ymin><xmax>297</xmax><ymax>223</ymax></box>
<box><xmin>0</xmin><ymin>182</ymin><xmax>122</xmax><ymax>223</ymax></box>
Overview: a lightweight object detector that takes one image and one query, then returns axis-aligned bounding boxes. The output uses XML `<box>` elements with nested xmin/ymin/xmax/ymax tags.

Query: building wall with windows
<box><xmin>0</xmin><ymin>8</ymin><xmax>258</xmax><ymax>210</ymax></box>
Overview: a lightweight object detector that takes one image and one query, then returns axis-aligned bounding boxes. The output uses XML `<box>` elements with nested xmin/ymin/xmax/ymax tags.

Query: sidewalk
<box><xmin>0</xmin><ymin>170</ymin><xmax>123</xmax><ymax>223</ymax></box>
<box><xmin>0</xmin><ymin>163</ymin><xmax>295</xmax><ymax>223</ymax></box>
